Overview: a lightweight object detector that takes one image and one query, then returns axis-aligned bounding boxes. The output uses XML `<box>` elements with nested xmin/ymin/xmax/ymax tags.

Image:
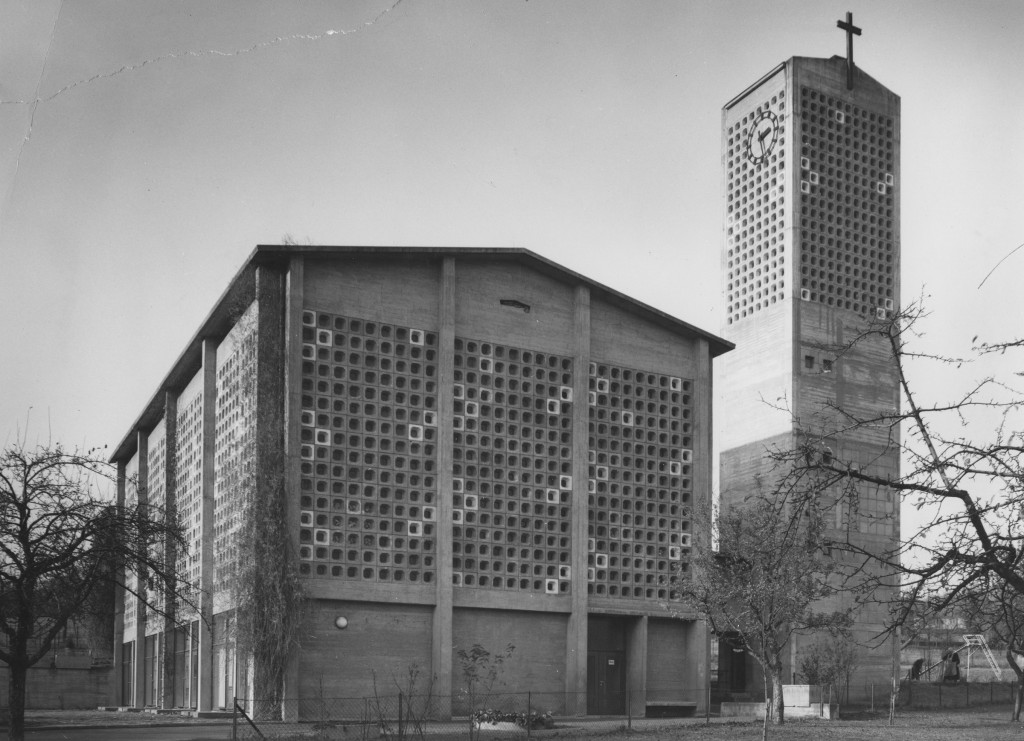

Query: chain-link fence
<box><xmin>791</xmin><ymin>680</ymin><xmax>1020</xmax><ymax>712</ymax></box>
<box><xmin>227</xmin><ymin>682</ymin><xmax>1022</xmax><ymax>738</ymax></box>
<box><xmin>230</xmin><ymin>689</ymin><xmax>708</xmax><ymax>740</ymax></box>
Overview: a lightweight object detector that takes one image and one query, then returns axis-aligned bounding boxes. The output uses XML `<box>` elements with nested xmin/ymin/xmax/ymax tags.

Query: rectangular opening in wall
<box><xmin>804</xmin><ymin>355</ymin><xmax>815</xmax><ymax>370</ymax></box>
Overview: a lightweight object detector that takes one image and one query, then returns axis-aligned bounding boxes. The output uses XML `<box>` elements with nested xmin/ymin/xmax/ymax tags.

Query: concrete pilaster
<box><xmin>253</xmin><ymin>265</ymin><xmax>287</xmax><ymax>707</ymax></box>
<box><xmin>113</xmin><ymin>461</ymin><xmax>127</xmax><ymax>705</ymax></box>
<box><xmin>133</xmin><ymin>431</ymin><xmax>148</xmax><ymax>707</ymax></box>
<box><xmin>626</xmin><ymin>616</ymin><xmax>648</xmax><ymax>717</ymax></box>
<box><xmin>691</xmin><ymin>339</ymin><xmax>712</xmax><ymax>710</ymax></box>
<box><xmin>160</xmin><ymin>391</ymin><xmax>178</xmax><ymax>710</ymax></box>
<box><xmin>281</xmin><ymin>257</ymin><xmax>305</xmax><ymax>719</ymax></box>
<box><xmin>566</xmin><ymin>284</ymin><xmax>591</xmax><ymax>713</ymax></box>
<box><xmin>433</xmin><ymin>256</ymin><xmax>456</xmax><ymax>716</ymax></box>
<box><xmin>197</xmin><ymin>338</ymin><xmax>218</xmax><ymax>711</ymax></box>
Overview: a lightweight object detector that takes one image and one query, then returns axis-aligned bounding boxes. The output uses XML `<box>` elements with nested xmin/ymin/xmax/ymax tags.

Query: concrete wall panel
<box><xmin>299</xmin><ymin>600</ymin><xmax>434</xmax><ymax>700</ymax></box>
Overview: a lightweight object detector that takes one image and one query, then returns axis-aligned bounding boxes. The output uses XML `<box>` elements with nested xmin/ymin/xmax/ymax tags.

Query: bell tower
<box><xmin>718</xmin><ymin>16</ymin><xmax>901</xmax><ymax>684</ymax></box>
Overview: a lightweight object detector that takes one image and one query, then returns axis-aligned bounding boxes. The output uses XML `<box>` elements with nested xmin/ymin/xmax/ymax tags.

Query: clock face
<box><xmin>746</xmin><ymin>110</ymin><xmax>779</xmax><ymax>166</ymax></box>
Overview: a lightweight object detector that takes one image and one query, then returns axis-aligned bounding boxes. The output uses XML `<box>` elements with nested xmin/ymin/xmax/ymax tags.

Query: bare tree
<box><xmin>766</xmin><ymin>302</ymin><xmax>1024</xmax><ymax>718</ymax></box>
<box><xmin>0</xmin><ymin>443</ymin><xmax>190</xmax><ymax>741</ymax></box>
<box><xmin>773</xmin><ymin>303</ymin><xmax>1024</xmax><ymax>616</ymax></box>
<box><xmin>673</xmin><ymin>493</ymin><xmax>849</xmax><ymax>730</ymax></box>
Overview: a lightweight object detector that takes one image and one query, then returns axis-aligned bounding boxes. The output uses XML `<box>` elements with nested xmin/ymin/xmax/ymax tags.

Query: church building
<box><xmin>110</xmin><ymin>246</ymin><xmax>731</xmax><ymax>716</ymax></box>
<box><xmin>717</xmin><ymin>17</ymin><xmax>901</xmax><ymax>693</ymax></box>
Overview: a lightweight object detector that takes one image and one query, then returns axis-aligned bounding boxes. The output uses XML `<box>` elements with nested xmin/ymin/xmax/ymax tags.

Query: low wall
<box><xmin>721</xmin><ymin>685</ymin><xmax>836</xmax><ymax>720</ymax></box>
<box><xmin>0</xmin><ymin>664</ymin><xmax>113</xmax><ymax>709</ymax></box>
<box><xmin>720</xmin><ymin>701</ymin><xmax>837</xmax><ymax>719</ymax></box>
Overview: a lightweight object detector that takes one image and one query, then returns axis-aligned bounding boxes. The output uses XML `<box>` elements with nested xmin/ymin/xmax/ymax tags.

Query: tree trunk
<box><xmin>1006</xmin><ymin>650</ymin><xmax>1023</xmax><ymax>721</ymax></box>
<box><xmin>8</xmin><ymin>660</ymin><xmax>28</xmax><ymax>741</ymax></box>
<box><xmin>769</xmin><ymin>666</ymin><xmax>785</xmax><ymax>725</ymax></box>
<box><xmin>889</xmin><ymin>631</ymin><xmax>899</xmax><ymax>726</ymax></box>
<box><xmin>760</xmin><ymin>664</ymin><xmax>769</xmax><ymax>741</ymax></box>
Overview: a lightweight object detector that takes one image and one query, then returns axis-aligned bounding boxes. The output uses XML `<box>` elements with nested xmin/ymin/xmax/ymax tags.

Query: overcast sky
<box><xmin>2</xmin><ymin>0</ymin><xmax>1022</xmax><ymax>483</ymax></box>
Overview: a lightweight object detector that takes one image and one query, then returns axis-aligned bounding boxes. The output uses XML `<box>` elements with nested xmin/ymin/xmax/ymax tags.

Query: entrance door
<box><xmin>717</xmin><ymin>635</ymin><xmax>746</xmax><ymax>692</ymax></box>
<box><xmin>587</xmin><ymin>650</ymin><xmax>625</xmax><ymax>714</ymax></box>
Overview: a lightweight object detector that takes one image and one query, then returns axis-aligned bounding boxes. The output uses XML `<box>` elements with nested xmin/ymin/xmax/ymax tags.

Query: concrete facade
<box><xmin>110</xmin><ymin>247</ymin><xmax>730</xmax><ymax>718</ymax></box>
<box><xmin>718</xmin><ymin>57</ymin><xmax>901</xmax><ymax>688</ymax></box>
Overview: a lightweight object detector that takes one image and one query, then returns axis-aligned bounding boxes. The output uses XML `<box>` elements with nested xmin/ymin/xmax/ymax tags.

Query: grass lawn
<box><xmin>591</xmin><ymin>706</ymin><xmax>1023</xmax><ymax>741</ymax></box>
<box><xmin>11</xmin><ymin>705</ymin><xmax>1023</xmax><ymax>740</ymax></box>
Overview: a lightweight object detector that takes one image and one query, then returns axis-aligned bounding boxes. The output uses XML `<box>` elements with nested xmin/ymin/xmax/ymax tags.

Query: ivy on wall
<box><xmin>227</xmin><ymin>298</ymin><xmax>305</xmax><ymax>717</ymax></box>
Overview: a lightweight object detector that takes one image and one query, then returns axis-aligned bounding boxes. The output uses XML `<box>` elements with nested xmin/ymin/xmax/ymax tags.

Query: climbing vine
<box><xmin>226</xmin><ymin>297</ymin><xmax>305</xmax><ymax>718</ymax></box>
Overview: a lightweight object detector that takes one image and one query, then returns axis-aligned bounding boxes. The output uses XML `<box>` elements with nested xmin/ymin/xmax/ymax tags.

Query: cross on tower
<box><xmin>836</xmin><ymin>11</ymin><xmax>862</xmax><ymax>90</ymax></box>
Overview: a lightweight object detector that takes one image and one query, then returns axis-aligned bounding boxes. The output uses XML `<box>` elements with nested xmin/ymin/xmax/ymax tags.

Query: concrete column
<box><xmin>565</xmin><ymin>284</ymin><xmax>590</xmax><ymax>714</ymax></box>
<box><xmin>113</xmin><ymin>461</ymin><xmax>127</xmax><ymax>706</ymax></box>
<box><xmin>133</xmin><ymin>431</ymin><xmax>148</xmax><ymax>707</ymax></box>
<box><xmin>690</xmin><ymin>339</ymin><xmax>712</xmax><ymax>709</ymax></box>
<box><xmin>197</xmin><ymin>338</ymin><xmax>218</xmax><ymax>711</ymax></box>
<box><xmin>252</xmin><ymin>265</ymin><xmax>287</xmax><ymax>709</ymax></box>
<box><xmin>433</xmin><ymin>256</ymin><xmax>456</xmax><ymax>717</ymax></box>
<box><xmin>626</xmin><ymin>616</ymin><xmax>648</xmax><ymax>717</ymax></box>
<box><xmin>161</xmin><ymin>391</ymin><xmax>179</xmax><ymax>710</ymax></box>
<box><xmin>254</xmin><ymin>265</ymin><xmax>286</xmax><ymax>471</ymax></box>
<box><xmin>281</xmin><ymin>256</ymin><xmax>305</xmax><ymax>720</ymax></box>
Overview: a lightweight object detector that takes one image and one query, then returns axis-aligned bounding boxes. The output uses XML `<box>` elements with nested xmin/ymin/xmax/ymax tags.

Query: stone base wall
<box><xmin>0</xmin><ymin>664</ymin><xmax>113</xmax><ymax>709</ymax></box>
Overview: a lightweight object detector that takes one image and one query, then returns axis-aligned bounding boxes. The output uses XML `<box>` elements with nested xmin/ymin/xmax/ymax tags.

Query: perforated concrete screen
<box><xmin>145</xmin><ymin>426</ymin><xmax>167</xmax><ymax>615</ymax></box>
<box><xmin>123</xmin><ymin>455</ymin><xmax>139</xmax><ymax>631</ymax></box>
<box><xmin>175</xmin><ymin>387</ymin><xmax>204</xmax><ymax>598</ymax></box>
<box><xmin>587</xmin><ymin>362</ymin><xmax>693</xmax><ymax>600</ymax></box>
<box><xmin>212</xmin><ymin>304</ymin><xmax>257</xmax><ymax>595</ymax></box>
<box><xmin>725</xmin><ymin>62</ymin><xmax>898</xmax><ymax>326</ymax></box>
<box><xmin>725</xmin><ymin>90</ymin><xmax>788</xmax><ymax>326</ymax></box>
<box><xmin>452</xmin><ymin>338</ymin><xmax>574</xmax><ymax>593</ymax></box>
<box><xmin>797</xmin><ymin>87</ymin><xmax>896</xmax><ymax>313</ymax></box>
<box><xmin>298</xmin><ymin>310</ymin><xmax>439</xmax><ymax>584</ymax></box>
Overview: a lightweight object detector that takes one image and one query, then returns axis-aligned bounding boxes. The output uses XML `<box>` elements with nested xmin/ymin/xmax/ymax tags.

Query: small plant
<box><xmin>472</xmin><ymin>708</ymin><xmax>553</xmax><ymax>729</ymax></box>
<box><xmin>370</xmin><ymin>662</ymin><xmax>436</xmax><ymax>741</ymax></box>
<box><xmin>457</xmin><ymin>643</ymin><xmax>516</xmax><ymax>740</ymax></box>
<box><xmin>458</xmin><ymin>642</ymin><xmax>516</xmax><ymax>697</ymax></box>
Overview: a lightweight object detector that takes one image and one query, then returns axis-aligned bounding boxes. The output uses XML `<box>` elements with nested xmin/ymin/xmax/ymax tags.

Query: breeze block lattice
<box><xmin>298</xmin><ymin>310</ymin><xmax>439</xmax><ymax>584</ymax></box>
<box><xmin>587</xmin><ymin>362</ymin><xmax>693</xmax><ymax>601</ymax></box>
<box><xmin>452</xmin><ymin>337</ymin><xmax>574</xmax><ymax>594</ymax></box>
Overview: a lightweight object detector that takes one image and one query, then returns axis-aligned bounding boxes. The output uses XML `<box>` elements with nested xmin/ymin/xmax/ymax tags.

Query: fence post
<box><xmin>706</xmin><ymin>683</ymin><xmax>711</xmax><ymax>725</ymax></box>
<box><xmin>232</xmin><ymin>695</ymin><xmax>238</xmax><ymax>741</ymax></box>
<box><xmin>966</xmin><ymin>681</ymin><xmax>969</xmax><ymax>707</ymax></box>
<box><xmin>398</xmin><ymin>691</ymin><xmax>404</xmax><ymax>739</ymax></box>
<box><xmin>626</xmin><ymin>688</ymin><xmax>631</xmax><ymax>731</ymax></box>
<box><xmin>527</xmin><ymin>692</ymin><xmax>532</xmax><ymax>740</ymax></box>
<box><xmin>870</xmin><ymin>683</ymin><xmax>874</xmax><ymax>713</ymax></box>
<box><xmin>938</xmin><ymin>681</ymin><xmax>942</xmax><ymax>708</ymax></box>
